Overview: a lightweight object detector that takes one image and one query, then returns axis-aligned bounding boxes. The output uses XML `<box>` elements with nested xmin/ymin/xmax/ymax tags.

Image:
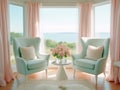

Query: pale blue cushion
<box><xmin>27</xmin><ymin>59</ymin><xmax>47</xmax><ymax>70</ymax></box>
<box><xmin>74</xmin><ymin>59</ymin><xmax>96</xmax><ymax>69</ymax></box>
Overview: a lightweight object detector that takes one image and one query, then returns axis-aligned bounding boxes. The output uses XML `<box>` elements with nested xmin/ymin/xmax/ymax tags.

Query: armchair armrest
<box><xmin>95</xmin><ymin>57</ymin><xmax>107</xmax><ymax>74</ymax></box>
<box><xmin>96</xmin><ymin>57</ymin><xmax>106</xmax><ymax>63</ymax></box>
<box><xmin>72</xmin><ymin>53</ymin><xmax>84</xmax><ymax>60</ymax></box>
<box><xmin>15</xmin><ymin>57</ymin><xmax>28</xmax><ymax>74</ymax></box>
<box><xmin>37</xmin><ymin>53</ymin><xmax>50</xmax><ymax>61</ymax></box>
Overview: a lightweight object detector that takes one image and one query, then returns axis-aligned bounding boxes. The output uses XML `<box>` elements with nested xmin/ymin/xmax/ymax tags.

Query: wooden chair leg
<box><xmin>103</xmin><ymin>72</ymin><xmax>106</xmax><ymax>78</ymax></box>
<box><xmin>95</xmin><ymin>75</ymin><xmax>97</xmax><ymax>86</ymax></box>
<box><xmin>45</xmin><ymin>69</ymin><xmax>47</xmax><ymax>79</ymax></box>
<box><xmin>73</xmin><ymin>69</ymin><xmax>76</xmax><ymax>79</ymax></box>
<box><xmin>25</xmin><ymin>75</ymin><xmax>28</xmax><ymax>81</ymax></box>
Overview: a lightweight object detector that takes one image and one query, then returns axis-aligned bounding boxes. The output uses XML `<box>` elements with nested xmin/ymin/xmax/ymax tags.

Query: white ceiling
<box><xmin>10</xmin><ymin>0</ymin><xmax>110</xmax><ymax>6</ymax></box>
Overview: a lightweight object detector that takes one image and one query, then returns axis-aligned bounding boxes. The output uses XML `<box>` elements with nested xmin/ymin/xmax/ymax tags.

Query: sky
<box><xmin>95</xmin><ymin>4</ymin><xmax>111</xmax><ymax>33</ymax></box>
<box><xmin>9</xmin><ymin>4</ymin><xmax>23</xmax><ymax>33</ymax></box>
<box><xmin>40</xmin><ymin>8</ymin><xmax>79</xmax><ymax>33</ymax></box>
<box><xmin>9</xmin><ymin>4</ymin><xmax>111</xmax><ymax>33</ymax></box>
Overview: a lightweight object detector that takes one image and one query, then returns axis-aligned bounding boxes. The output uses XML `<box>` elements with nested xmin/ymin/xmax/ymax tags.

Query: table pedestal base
<box><xmin>57</xmin><ymin>65</ymin><xmax>67</xmax><ymax>80</ymax></box>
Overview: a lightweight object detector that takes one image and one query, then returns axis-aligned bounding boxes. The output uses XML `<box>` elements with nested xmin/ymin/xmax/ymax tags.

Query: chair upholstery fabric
<box><xmin>72</xmin><ymin>38</ymin><xmax>110</xmax><ymax>83</ymax></box>
<box><xmin>13</xmin><ymin>37</ymin><xmax>50</xmax><ymax>75</ymax></box>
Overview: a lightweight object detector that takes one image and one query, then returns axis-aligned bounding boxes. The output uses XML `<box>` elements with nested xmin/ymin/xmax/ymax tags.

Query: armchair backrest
<box><xmin>13</xmin><ymin>37</ymin><xmax>40</xmax><ymax>58</ymax></box>
<box><xmin>80</xmin><ymin>38</ymin><xmax>110</xmax><ymax>59</ymax></box>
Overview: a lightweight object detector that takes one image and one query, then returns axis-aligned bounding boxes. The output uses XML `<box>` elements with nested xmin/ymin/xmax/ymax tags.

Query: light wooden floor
<box><xmin>0</xmin><ymin>68</ymin><xmax>120</xmax><ymax>90</ymax></box>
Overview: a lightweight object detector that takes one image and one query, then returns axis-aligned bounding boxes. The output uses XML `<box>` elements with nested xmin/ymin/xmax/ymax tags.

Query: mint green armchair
<box><xmin>72</xmin><ymin>38</ymin><xmax>110</xmax><ymax>84</ymax></box>
<box><xmin>13</xmin><ymin>37</ymin><xmax>50</xmax><ymax>78</ymax></box>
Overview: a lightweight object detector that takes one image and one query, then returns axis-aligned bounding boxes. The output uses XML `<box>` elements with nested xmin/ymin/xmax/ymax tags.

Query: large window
<box><xmin>40</xmin><ymin>8</ymin><xmax>79</xmax><ymax>59</ymax></box>
<box><xmin>9</xmin><ymin>4</ymin><xmax>24</xmax><ymax>71</ymax></box>
<box><xmin>93</xmin><ymin>3</ymin><xmax>111</xmax><ymax>74</ymax></box>
<box><xmin>94</xmin><ymin>4</ymin><xmax>111</xmax><ymax>38</ymax></box>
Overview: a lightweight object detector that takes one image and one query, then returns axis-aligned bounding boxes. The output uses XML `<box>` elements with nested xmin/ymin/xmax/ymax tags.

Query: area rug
<box><xmin>16</xmin><ymin>80</ymin><xmax>95</xmax><ymax>90</ymax></box>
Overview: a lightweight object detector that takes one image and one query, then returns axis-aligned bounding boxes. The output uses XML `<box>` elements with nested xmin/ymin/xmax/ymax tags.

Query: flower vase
<box><xmin>58</xmin><ymin>59</ymin><xmax>62</xmax><ymax>63</ymax></box>
<box><xmin>64</xmin><ymin>57</ymin><xmax>67</xmax><ymax>62</ymax></box>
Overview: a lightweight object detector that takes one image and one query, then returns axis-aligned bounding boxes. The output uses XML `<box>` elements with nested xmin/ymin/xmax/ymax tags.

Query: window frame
<box><xmin>39</xmin><ymin>6</ymin><xmax>79</xmax><ymax>56</ymax></box>
<box><xmin>8</xmin><ymin>2</ymin><xmax>26</xmax><ymax>72</ymax></box>
<box><xmin>9</xmin><ymin>1</ymin><xmax>26</xmax><ymax>37</ymax></box>
<box><xmin>92</xmin><ymin>1</ymin><xmax>111</xmax><ymax>37</ymax></box>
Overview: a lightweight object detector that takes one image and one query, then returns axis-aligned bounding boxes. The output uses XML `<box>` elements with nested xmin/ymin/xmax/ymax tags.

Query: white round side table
<box><xmin>52</xmin><ymin>60</ymin><xmax>71</xmax><ymax>80</ymax></box>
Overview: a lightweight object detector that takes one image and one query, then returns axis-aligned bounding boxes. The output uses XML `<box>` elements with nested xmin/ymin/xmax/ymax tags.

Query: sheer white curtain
<box><xmin>26</xmin><ymin>2</ymin><xmax>45</xmax><ymax>53</ymax></box>
<box><xmin>38</xmin><ymin>25</ymin><xmax>45</xmax><ymax>53</ymax></box>
<box><xmin>77</xmin><ymin>2</ymin><xmax>92</xmax><ymax>53</ymax></box>
<box><xmin>26</xmin><ymin>1</ymin><xmax>40</xmax><ymax>37</ymax></box>
<box><xmin>0</xmin><ymin>0</ymin><xmax>13</xmax><ymax>86</ymax></box>
<box><xmin>107</xmin><ymin>0</ymin><xmax>120</xmax><ymax>84</ymax></box>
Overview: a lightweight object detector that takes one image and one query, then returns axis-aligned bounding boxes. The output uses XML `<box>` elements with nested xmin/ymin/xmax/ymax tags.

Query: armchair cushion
<box><xmin>85</xmin><ymin>45</ymin><xmax>104</xmax><ymax>60</ymax></box>
<box><xmin>20</xmin><ymin>46</ymin><xmax>36</xmax><ymax>60</ymax></box>
<box><xmin>74</xmin><ymin>59</ymin><xmax>96</xmax><ymax>69</ymax></box>
<box><xmin>27</xmin><ymin>59</ymin><xmax>47</xmax><ymax>70</ymax></box>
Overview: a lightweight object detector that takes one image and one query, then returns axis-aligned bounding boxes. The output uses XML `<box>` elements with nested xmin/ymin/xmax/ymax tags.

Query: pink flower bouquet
<box><xmin>51</xmin><ymin>44</ymin><xmax>70</xmax><ymax>60</ymax></box>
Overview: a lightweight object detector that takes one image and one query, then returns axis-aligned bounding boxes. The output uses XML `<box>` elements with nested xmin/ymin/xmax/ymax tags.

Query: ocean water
<box><xmin>44</xmin><ymin>32</ymin><xmax>77</xmax><ymax>43</ymax></box>
<box><xmin>44</xmin><ymin>32</ymin><xmax>110</xmax><ymax>43</ymax></box>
